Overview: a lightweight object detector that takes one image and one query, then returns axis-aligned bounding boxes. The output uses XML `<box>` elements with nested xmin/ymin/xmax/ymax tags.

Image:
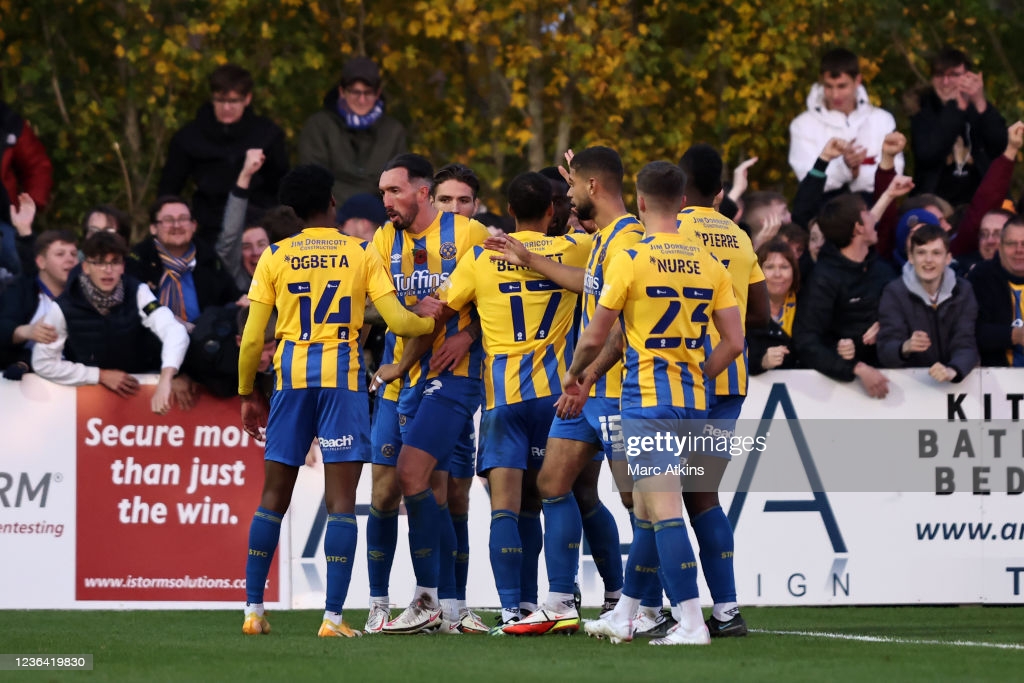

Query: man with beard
<box><xmin>490</xmin><ymin>146</ymin><xmax>643</xmax><ymax>635</ymax></box>
<box><xmin>367</xmin><ymin>154</ymin><xmax>491</xmax><ymax>634</ymax></box>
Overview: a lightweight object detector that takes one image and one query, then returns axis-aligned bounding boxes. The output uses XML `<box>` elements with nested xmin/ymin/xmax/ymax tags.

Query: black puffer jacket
<box><xmin>158</xmin><ymin>103</ymin><xmax>288</xmax><ymax>243</ymax></box>
<box><xmin>793</xmin><ymin>242</ymin><xmax>896</xmax><ymax>381</ymax></box>
<box><xmin>967</xmin><ymin>258</ymin><xmax>1024</xmax><ymax>367</ymax></box>
<box><xmin>748</xmin><ymin>320</ymin><xmax>800</xmax><ymax>375</ymax></box>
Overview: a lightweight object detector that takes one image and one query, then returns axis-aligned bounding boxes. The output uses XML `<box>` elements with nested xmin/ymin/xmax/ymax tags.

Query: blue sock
<box><xmin>541</xmin><ymin>493</ymin><xmax>582</xmax><ymax>594</ymax></box>
<box><xmin>324</xmin><ymin>513</ymin><xmax>358</xmax><ymax>613</ymax></box>
<box><xmin>489</xmin><ymin>510</ymin><xmax>522</xmax><ymax>611</ymax></box>
<box><xmin>654</xmin><ymin>518</ymin><xmax>699</xmax><ymax>604</ymax></box>
<box><xmin>628</xmin><ymin>506</ymin><xmax>662</xmax><ymax>607</ymax></box>
<box><xmin>245</xmin><ymin>507</ymin><xmax>282</xmax><ymax>604</ymax></box>
<box><xmin>438</xmin><ymin>502</ymin><xmax>458</xmax><ymax>601</ymax></box>
<box><xmin>582</xmin><ymin>502</ymin><xmax>624</xmax><ymax>593</ymax></box>
<box><xmin>405</xmin><ymin>489</ymin><xmax>440</xmax><ymax>588</ymax></box>
<box><xmin>366</xmin><ymin>506</ymin><xmax>399</xmax><ymax>599</ymax></box>
<box><xmin>622</xmin><ymin>518</ymin><xmax>659</xmax><ymax>599</ymax></box>
<box><xmin>691</xmin><ymin>506</ymin><xmax>737</xmax><ymax>604</ymax></box>
<box><xmin>518</xmin><ymin>511</ymin><xmax>543</xmax><ymax>607</ymax></box>
<box><xmin>452</xmin><ymin>513</ymin><xmax>470</xmax><ymax>602</ymax></box>
<box><xmin>641</xmin><ymin>568</ymin><xmax>666</xmax><ymax>609</ymax></box>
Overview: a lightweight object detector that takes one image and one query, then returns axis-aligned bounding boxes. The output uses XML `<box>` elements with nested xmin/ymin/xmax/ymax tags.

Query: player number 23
<box><xmin>644</xmin><ymin>286</ymin><xmax>710</xmax><ymax>350</ymax></box>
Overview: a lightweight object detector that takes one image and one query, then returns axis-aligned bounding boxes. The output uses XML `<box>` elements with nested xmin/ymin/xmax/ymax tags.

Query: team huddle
<box><xmin>237</xmin><ymin>143</ymin><xmax>765</xmax><ymax>646</ymax></box>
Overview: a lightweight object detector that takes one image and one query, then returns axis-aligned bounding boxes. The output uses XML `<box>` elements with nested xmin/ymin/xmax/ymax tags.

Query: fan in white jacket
<box><xmin>789</xmin><ymin>81</ymin><xmax>904</xmax><ymax>195</ymax></box>
<box><xmin>31</xmin><ymin>232</ymin><xmax>189</xmax><ymax>415</ymax></box>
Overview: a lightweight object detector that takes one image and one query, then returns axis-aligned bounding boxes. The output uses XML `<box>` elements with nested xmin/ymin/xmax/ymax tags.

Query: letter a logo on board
<box><xmin>726</xmin><ymin>383</ymin><xmax>847</xmax><ymax>553</ymax></box>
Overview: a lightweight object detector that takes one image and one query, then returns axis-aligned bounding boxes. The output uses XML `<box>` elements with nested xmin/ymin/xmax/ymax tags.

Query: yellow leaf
<box><xmin>115</xmin><ymin>44</ymin><xmax>125</xmax><ymax>59</ymax></box>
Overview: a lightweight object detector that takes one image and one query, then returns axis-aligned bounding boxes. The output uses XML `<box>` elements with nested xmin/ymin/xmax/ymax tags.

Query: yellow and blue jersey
<box><xmin>677</xmin><ymin>206</ymin><xmax>765</xmax><ymax>396</ymax></box>
<box><xmin>599</xmin><ymin>233</ymin><xmax>737</xmax><ymax>411</ymax></box>
<box><xmin>248</xmin><ymin>227</ymin><xmax>395</xmax><ymax>391</ymax></box>
<box><xmin>440</xmin><ymin>231</ymin><xmax>592</xmax><ymax>409</ymax></box>
<box><xmin>583</xmin><ymin>215</ymin><xmax>645</xmax><ymax>399</ymax></box>
<box><xmin>776</xmin><ymin>291</ymin><xmax>797</xmax><ymax>336</ymax></box>
<box><xmin>372</xmin><ymin>211</ymin><xmax>491</xmax><ymax>386</ymax></box>
<box><xmin>1009</xmin><ymin>282</ymin><xmax>1024</xmax><ymax>366</ymax></box>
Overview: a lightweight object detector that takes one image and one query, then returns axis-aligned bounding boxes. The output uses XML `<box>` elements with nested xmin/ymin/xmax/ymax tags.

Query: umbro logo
<box><xmin>391</xmin><ymin>254</ymin><xmax>403</xmax><ymax>263</ymax></box>
<box><xmin>423</xmin><ymin>379</ymin><xmax>443</xmax><ymax>396</ymax></box>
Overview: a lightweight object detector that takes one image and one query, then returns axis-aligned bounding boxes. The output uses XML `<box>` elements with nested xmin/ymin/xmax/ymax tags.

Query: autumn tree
<box><xmin>1</xmin><ymin>0</ymin><xmax>1021</xmax><ymax>233</ymax></box>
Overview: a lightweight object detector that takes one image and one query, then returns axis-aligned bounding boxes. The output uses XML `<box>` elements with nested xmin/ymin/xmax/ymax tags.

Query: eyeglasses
<box><xmin>936</xmin><ymin>69</ymin><xmax>966</xmax><ymax>81</ymax></box>
<box><xmin>156</xmin><ymin>216</ymin><xmax>194</xmax><ymax>228</ymax></box>
<box><xmin>85</xmin><ymin>259</ymin><xmax>125</xmax><ymax>270</ymax></box>
<box><xmin>345</xmin><ymin>87</ymin><xmax>377</xmax><ymax>99</ymax></box>
<box><xmin>212</xmin><ymin>96</ymin><xmax>247</xmax><ymax>106</ymax></box>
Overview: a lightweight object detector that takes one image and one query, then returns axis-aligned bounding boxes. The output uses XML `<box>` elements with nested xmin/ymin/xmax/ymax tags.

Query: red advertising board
<box><xmin>75</xmin><ymin>385</ymin><xmax>278</xmax><ymax>602</ymax></box>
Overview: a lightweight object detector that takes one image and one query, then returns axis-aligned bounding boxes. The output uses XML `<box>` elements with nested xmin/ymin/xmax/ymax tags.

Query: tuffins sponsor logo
<box><xmin>394</xmin><ymin>270</ymin><xmax>448</xmax><ymax>299</ymax></box>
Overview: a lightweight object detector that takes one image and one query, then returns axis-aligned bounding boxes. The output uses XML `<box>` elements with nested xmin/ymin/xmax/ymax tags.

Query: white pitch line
<box><xmin>751</xmin><ymin>629</ymin><xmax>1024</xmax><ymax>651</ymax></box>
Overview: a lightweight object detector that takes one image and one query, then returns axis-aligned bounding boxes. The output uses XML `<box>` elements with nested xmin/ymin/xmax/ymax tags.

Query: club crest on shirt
<box><xmin>439</xmin><ymin>242</ymin><xmax>458</xmax><ymax>260</ymax></box>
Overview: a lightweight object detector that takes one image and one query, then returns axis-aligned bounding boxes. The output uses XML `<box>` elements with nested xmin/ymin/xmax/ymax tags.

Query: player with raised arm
<box><xmin>238</xmin><ymin>164</ymin><xmax>439</xmax><ymax>638</ymax></box>
<box><xmin>676</xmin><ymin>145</ymin><xmax>768</xmax><ymax>637</ymax></box>
<box><xmin>583</xmin><ymin>161</ymin><xmax>744</xmax><ymax>646</ymax></box>
<box><xmin>417</xmin><ymin>172</ymin><xmax>592</xmax><ymax>631</ymax></box>
<box><xmin>495</xmin><ymin>146</ymin><xmax>643</xmax><ymax>635</ymax></box>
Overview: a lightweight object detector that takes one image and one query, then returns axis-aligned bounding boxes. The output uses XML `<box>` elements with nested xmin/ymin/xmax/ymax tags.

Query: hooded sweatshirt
<box><xmin>877</xmin><ymin>262</ymin><xmax>979</xmax><ymax>380</ymax></box>
<box><xmin>789</xmin><ymin>83</ymin><xmax>904</xmax><ymax>195</ymax></box>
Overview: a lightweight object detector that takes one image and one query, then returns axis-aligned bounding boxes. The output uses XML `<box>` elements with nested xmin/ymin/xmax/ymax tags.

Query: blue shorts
<box><xmin>265</xmin><ymin>387</ymin><xmax>369</xmax><ymax>467</ymax></box>
<box><xmin>621</xmin><ymin>405</ymin><xmax>707</xmax><ymax>480</ymax></box>
<box><xmin>547</xmin><ymin>396</ymin><xmax>625</xmax><ymax>461</ymax></box>
<box><xmin>447</xmin><ymin>417</ymin><xmax>478</xmax><ymax>479</ymax></box>
<box><xmin>708</xmin><ymin>393</ymin><xmax>744</xmax><ymax>425</ymax></box>
<box><xmin>696</xmin><ymin>393</ymin><xmax>746</xmax><ymax>460</ymax></box>
<box><xmin>399</xmin><ymin>376</ymin><xmax>482</xmax><ymax>473</ymax></box>
<box><xmin>477</xmin><ymin>397</ymin><xmax>557</xmax><ymax>475</ymax></box>
<box><xmin>370</xmin><ymin>394</ymin><xmax>402</xmax><ymax>467</ymax></box>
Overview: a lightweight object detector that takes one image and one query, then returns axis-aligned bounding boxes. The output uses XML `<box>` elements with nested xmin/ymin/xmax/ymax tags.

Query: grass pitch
<box><xmin>4</xmin><ymin>606</ymin><xmax>1021</xmax><ymax>682</ymax></box>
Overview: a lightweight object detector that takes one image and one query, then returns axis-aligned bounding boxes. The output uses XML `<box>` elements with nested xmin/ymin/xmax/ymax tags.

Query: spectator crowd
<box><xmin>2</xmin><ymin>47</ymin><xmax>1023</xmax><ymax>407</ymax></box>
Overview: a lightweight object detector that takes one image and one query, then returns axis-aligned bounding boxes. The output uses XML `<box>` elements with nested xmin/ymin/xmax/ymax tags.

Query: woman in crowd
<box><xmin>749</xmin><ymin>238</ymin><xmax>801</xmax><ymax>373</ymax></box>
